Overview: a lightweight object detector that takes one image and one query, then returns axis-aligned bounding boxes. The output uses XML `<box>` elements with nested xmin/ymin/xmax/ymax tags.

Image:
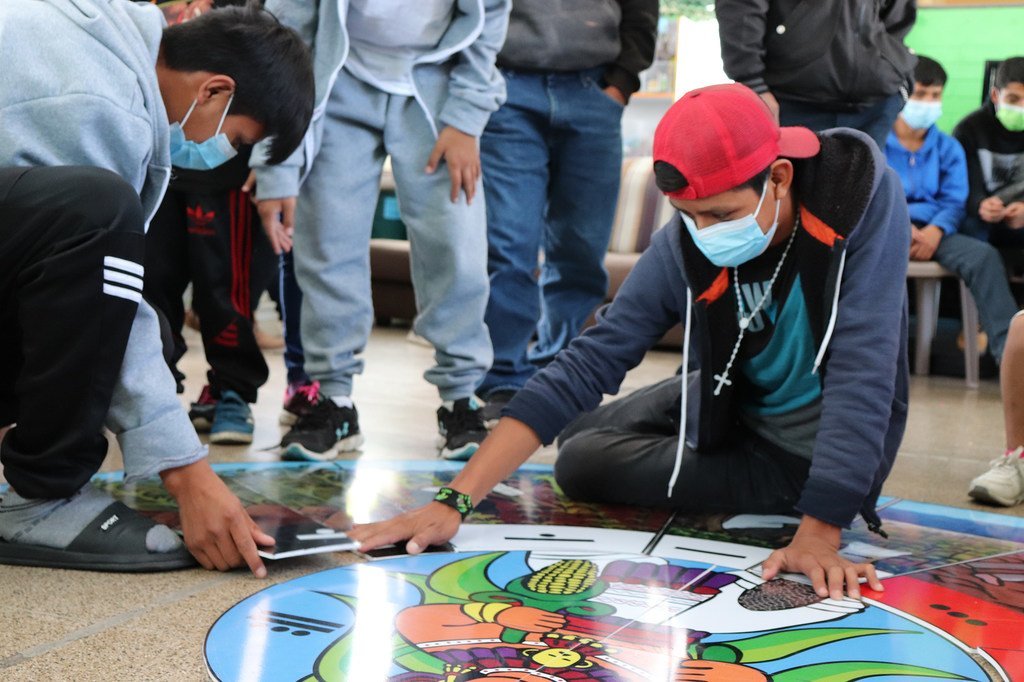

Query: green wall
<box><xmin>905</xmin><ymin>5</ymin><xmax>1024</xmax><ymax>133</ymax></box>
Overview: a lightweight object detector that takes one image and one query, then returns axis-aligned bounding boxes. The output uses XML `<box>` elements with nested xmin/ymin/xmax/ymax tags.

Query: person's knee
<box><xmin>553</xmin><ymin>434</ymin><xmax>601</xmax><ymax>500</ymax></box>
<box><xmin>557</xmin><ymin>432</ymin><xmax>610</xmax><ymax>497</ymax></box>
<box><xmin>65</xmin><ymin>168</ymin><xmax>145</xmax><ymax>236</ymax></box>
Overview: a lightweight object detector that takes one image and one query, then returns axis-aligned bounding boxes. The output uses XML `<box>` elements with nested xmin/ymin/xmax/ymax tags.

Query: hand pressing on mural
<box><xmin>351</xmin><ymin>419</ymin><xmax>545</xmax><ymax>553</ymax></box>
<box><xmin>761</xmin><ymin>516</ymin><xmax>884</xmax><ymax>601</ymax></box>
<box><xmin>349</xmin><ymin>500</ymin><xmax>463</xmax><ymax>555</ymax></box>
<box><xmin>676</xmin><ymin>575</ymin><xmax>864</xmax><ymax>635</ymax></box>
<box><xmin>161</xmin><ymin>460</ymin><xmax>275</xmax><ymax>577</ymax></box>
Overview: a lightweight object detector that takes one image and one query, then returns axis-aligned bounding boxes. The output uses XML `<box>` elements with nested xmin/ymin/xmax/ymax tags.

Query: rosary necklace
<box><xmin>712</xmin><ymin>218</ymin><xmax>800</xmax><ymax>396</ymax></box>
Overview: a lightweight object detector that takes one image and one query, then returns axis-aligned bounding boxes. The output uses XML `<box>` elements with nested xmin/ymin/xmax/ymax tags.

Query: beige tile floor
<box><xmin>1</xmin><ymin>322</ymin><xmax>1021</xmax><ymax>680</ymax></box>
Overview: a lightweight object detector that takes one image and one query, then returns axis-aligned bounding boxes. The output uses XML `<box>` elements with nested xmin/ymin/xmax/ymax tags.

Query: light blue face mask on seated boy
<box><xmin>680</xmin><ymin>177</ymin><xmax>781</xmax><ymax>267</ymax></box>
<box><xmin>169</xmin><ymin>94</ymin><xmax>238</xmax><ymax>170</ymax></box>
<box><xmin>900</xmin><ymin>99</ymin><xmax>942</xmax><ymax>131</ymax></box>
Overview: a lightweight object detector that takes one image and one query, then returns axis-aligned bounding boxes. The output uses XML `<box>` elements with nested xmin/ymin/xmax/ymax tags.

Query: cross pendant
<box><xmin>713</xmin><ymin>372</ymin><xmax>732</xmax><ymax>396</ymax></box>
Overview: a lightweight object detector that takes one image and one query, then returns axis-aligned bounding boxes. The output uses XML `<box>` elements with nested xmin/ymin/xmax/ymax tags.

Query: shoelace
<box><xmin>293</xmin><ymin>399</ymin><xmax>339</xmax><ymax>431</ymax></box>
<box><xmin>988</xmin><ymin>453</ymin><xmax>1023</xmax><ymax>471</ymax></box>
<box><xmin>294</xmin><ymin>380</ymin><xmax>320</xmax><ymax>403</ymax></box>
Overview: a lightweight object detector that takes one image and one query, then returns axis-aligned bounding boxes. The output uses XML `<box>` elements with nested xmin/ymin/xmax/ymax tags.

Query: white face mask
<box><xmin>680</xmin><ymin>178</ymin><xmax>780</xmax><ymax>268</ymax></box>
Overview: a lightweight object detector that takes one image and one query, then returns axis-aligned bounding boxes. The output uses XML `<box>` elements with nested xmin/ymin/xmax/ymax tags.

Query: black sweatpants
<box><xmin>144</xmin><ymin>186</ymin><xmax>274</xmax><ymax>403</ymax></box>
<box><xmin>0</xmin><ymin>166</ymin><xmax>144</xmax><ymax>499</ymax></box>
<box><xmin>555</xmin><ymin>377</ymin><xmax>811</xmax><ymax>514</ymax></box>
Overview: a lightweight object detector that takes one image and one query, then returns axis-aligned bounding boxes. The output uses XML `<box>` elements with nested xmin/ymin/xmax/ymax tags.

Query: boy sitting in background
<box><xmin>885</xmin><ymin>55</ymin><xmax>1018</xmax><ymax>363</ymax></box>
<box><xmin>955</xmin><ymin>57</ymin><xmax>1024</xmax><ymax>243</ymax></box>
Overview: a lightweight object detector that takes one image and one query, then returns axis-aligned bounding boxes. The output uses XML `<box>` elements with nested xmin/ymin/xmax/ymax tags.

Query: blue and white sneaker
<box><xmin>437</xmin><ymin>397</ymin><xmax>488</xmax><ymax>461</ymax></box>
<box><xmin>209</xmin><ymin>390</ymin><xmax>254</xmax><ymax>445</ymax></box>
<box><xmin>281</xmin><ymin>397</ymin><xmax>363</xmax><ymax>461</ymax></box>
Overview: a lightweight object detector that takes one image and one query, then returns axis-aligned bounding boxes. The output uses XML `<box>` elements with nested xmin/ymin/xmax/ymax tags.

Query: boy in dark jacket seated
<box><xmin>955</xmin><ymin>57</ymin><xmax>1024</xmax><ymax>244</ymax></box>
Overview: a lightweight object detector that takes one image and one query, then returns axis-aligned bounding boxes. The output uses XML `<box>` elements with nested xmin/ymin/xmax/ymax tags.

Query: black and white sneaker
<box><xmin>480</xmin><ymin>389</ymin><xmax>517</xmax><ymax>429</ymax></box>
<box><xmin>437</xmin><ymin>397</ymin><xmax>488</xmax><ymax>461</ymax></box>
<box><xmin>281</xmin><ymin>397</ymin><xmax>364</xmax><ymax>461</ymax></box>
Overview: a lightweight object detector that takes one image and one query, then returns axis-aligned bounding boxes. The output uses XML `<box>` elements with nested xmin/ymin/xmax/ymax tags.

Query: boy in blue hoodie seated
<box><xmin>351</xmin><ymin>84</ymin><xmax>911</xmax><ymax>601</ymax></box>
<box><xmin>0</xmin><ymin>0</ymin><xmax>313</xmax><ymax>574</ymax></box>
<box><xmin>885</xmin><ymin>56</ymin><xmax>1018</xmax><ymax>363</ymax></box>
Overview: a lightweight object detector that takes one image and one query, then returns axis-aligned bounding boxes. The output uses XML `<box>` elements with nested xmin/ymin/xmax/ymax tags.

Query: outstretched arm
<box><xmin>348</xmin><ymin>417</ymin><xmax>541</xmax><ymax>553</ymax></box>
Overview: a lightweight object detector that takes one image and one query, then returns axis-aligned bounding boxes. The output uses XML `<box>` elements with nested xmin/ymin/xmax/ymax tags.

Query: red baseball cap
<box><xmin>652</xmin><ymin>83</ymin><xmax>820</xmax><ymax>200</ymax></box>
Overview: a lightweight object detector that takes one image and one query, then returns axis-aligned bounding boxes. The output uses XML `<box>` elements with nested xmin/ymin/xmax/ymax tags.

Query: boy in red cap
<box><xmin>351</xmin><ymin>84</ymin><xmax>911</xmax><ymax>601</ymax></box>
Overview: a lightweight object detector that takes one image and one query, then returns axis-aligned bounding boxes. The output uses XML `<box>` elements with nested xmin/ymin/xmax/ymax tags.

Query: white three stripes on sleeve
<box><xmin>103</xmin><ymin>256</ymin><xmax>145</xmax><ymax>303</ymax></box>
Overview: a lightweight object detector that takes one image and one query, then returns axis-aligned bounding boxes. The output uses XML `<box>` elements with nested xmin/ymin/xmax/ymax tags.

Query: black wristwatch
<box><xmin>434</xmin><ymin>486</ymin><xmax>474</xmax><ymax>520</ymax></box>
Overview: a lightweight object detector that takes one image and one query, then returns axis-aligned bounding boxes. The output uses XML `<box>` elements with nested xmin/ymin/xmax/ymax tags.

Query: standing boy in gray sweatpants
<box><xmin>252</xmin><ymin>0</ymin><xmax>510</xmax><ymax>462</ymax></box>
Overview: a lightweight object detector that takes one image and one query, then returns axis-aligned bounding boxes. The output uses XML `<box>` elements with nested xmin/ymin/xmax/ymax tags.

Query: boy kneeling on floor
<box><xmin>352</xmin><ymin>84</ymin><xmax>912</xmax><ymax>601</ymax></box>
<box><xmin>0</xmin><ymin>0</ymin><xmax>313</xmax><ymax>574</ymax></box>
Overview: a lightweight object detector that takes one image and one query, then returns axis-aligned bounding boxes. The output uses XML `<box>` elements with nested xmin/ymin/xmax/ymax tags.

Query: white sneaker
<box><xmin>968</xmin><ymin>447</ymin><xmax>1024</xmax><ymax>507</ymax></box>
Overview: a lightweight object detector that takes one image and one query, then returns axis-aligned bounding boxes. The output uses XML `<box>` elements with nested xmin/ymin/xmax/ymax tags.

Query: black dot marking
<box><xmin>540</xmin><ymin>533</ymin><xmax>555</xmax><ymax>538</ymax></box>
<box><xmin>966</xmin><ymin>619</ymin><xmax>987</xmax><ymax>626</ymax></box>
<box><xmin>272</xmin><ymin>626</ymin><xmax>288</xmax><ymax>632</ymax></box>
<box><xmin>292</xmin><ymin>630</ymin><xmax>311</xmax><ymax>637</ymax></box>
<box><xmin>948</xmin><ymin>612</ymin><xmax>968</xmax><ymax>618</ymax></box>
<box><xmin>930</xmin><ymin>604</ymin><xmax>950</xmax><ymax>610</ymax></box>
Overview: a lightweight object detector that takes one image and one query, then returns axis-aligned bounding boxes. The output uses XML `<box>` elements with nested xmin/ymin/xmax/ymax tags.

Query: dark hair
<box><xmin>995</xmin><ymin>57</ymin><xmax>1024</xmax><ymax>90</ymax></box>
<box><xmin>914</xmin><ymin>56</ymin><xmax>947</xmax><ymax>87</ymax></box>
<box><xmin>161</xmin><ymin>3</ymin><xmax>314</xmax><ymax>164</ymax></box>
<box><xmin>654</xmin><ymin>161</ymin><xmax>771</xmax><ymax>196</ymax></box>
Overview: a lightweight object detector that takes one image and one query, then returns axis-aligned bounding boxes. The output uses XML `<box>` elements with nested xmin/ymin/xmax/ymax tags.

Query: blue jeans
<box><xmin>778</xmin><ymin>93</ymin><xmax>905</xmax><ymax>151</ymax></box>
<box><xmin>933</xmin><ymin>232</ymin><xmax>1018</xmax><ymax>361</ymax></box>
<box><xmin>278</xmin><ymin>251</ymin><xmax>309</xmax><ymax>385</ymax></box>
<box><xmin>477</xmin><ymin>67</ymin><xmax>623</xmax><ymax>397</ymax></box>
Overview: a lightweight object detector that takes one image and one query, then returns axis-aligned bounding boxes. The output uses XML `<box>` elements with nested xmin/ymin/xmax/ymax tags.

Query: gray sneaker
<box><xmin>968</xmin><ymin>447</ymin><xmax>1024</xmax><ymax>507</ymax></box>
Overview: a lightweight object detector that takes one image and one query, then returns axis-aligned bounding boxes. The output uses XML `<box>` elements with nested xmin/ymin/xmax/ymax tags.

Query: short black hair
<box><xmin>995</xmin><ymin>57</ymin><xmax>1024</xmax><ymax>90</ymax></box>
<box><xmin>914</xmin><ymin>56</ymin><xmax>947</xmax><ymax>87</ymax></box>
<box><xmin>654</xmin><ymin>161</ymin><xmax>771</xmax><ymax>196</ymax></box>
<box><xmin>161</xmin><ymin>3</ymin><xmax>314</xmax><ymax>164</ymax></box>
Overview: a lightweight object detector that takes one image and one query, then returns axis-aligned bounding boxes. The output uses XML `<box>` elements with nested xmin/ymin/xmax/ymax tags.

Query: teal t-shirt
<box><xmin>740</xmin><ymin>275</ymin><xmax>822</xmax><ymax>416</ymax></box>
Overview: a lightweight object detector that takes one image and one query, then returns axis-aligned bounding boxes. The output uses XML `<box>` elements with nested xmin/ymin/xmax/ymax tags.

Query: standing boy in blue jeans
<box><xmin>885</xmin><ymin>56</ymin><xmax>1019</xmax><ymax>364</ymax></box>
<box><xmin>252</xmin><ymin>0</ymin><xmax>510</xmax><ymax>462</ymax></box>
<box><xmin>477</xmin><ymin>0</ymin><xmax>659</xmax><ymax>419</ymax></box>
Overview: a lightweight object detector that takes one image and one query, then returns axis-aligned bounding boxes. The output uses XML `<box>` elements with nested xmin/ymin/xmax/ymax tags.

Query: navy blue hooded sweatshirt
<box><xmin>505</xmin><ymin>129</ymin><xmax>911</xmax><ymax>531</ymax></box>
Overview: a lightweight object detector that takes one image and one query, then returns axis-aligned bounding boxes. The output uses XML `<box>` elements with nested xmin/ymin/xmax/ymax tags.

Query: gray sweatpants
<box><xmin>294</xmin><ymin>68</ymin><xmax>492</xmax><ymax>400</ymax></box>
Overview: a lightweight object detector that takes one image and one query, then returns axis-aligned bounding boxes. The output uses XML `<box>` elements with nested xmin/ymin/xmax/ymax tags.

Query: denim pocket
<box><xmin>582</xmin><ymin>74</ymin><xmax>625</xmax><ymax>111</ymax></box>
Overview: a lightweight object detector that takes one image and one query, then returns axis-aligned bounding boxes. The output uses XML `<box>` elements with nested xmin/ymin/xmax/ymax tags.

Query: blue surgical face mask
<box><xmin>900</xmin><ymin>99</ymin><xmax>942</xmax><ymax>130</ymax></box>
<box><xmin>680</xmin><ymin>179</ymin><xmax>780</xmax><ymax>267</ymax></box>
<box><xmin>169</xmin><ymin>94</ymin><xmax>238</xmax><ymax>170</ymax></box>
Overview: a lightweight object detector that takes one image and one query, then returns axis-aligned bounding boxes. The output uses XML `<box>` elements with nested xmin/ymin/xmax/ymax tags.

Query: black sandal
<box><xmin>0</xmin><ymin>501</ymin><xmax>196</xmax><ymax>572</ymax></box>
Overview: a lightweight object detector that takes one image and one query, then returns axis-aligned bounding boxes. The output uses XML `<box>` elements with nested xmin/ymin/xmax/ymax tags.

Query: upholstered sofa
<box><xmin>370</xmin><ymin>156</ymin><xmax>681</xmax><ymax>347</ymax></box>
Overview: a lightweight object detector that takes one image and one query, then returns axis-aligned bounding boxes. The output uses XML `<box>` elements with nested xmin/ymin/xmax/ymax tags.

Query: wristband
<box><xmin>434</xmin><ymin>486</ymin><xmax>473</xmax><ymax>520</ymax></box>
